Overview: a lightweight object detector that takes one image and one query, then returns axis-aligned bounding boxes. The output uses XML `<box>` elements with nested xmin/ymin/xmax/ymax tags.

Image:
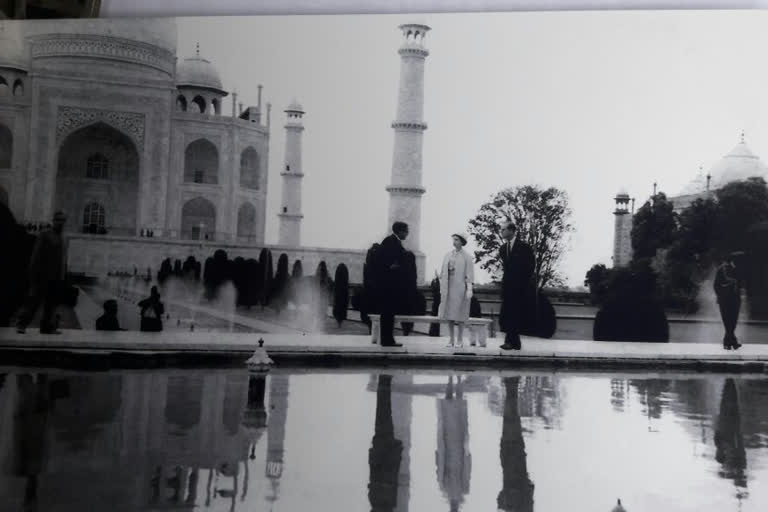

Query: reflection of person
<box><xmin>498</xmin><ymin>221</ymin><xmax>535</xmax><ymax>350</ymax></box>
<box><xmin>497</xmin><ymin>376</ymin><xmax>534</xmax><ymax>512</ymax></box>
<box><xmin>375</xmin><ymin>222</ymin><xmax>410</xmax><ymax>347</ymax></box>
<box><xmin>15</xmin><ymin>211</ymin><xmax>68</xmax><ymax>334</ymax></box>
<box><xmin>714</xmin><ymin>378</ymin><xmax>747</xmax><ymax>488</ymax></box>
<box><xmin>138</xmin><ymin>286</ymin><xmax>165</xmax><ymax>332</ymax></box>
<box><xmin>436</xmin><ymin>375</ymin><xmax>471</xmax><ymax>511</ymax></box>
<box><xmin>95</xmin><ymin>299</ymin><xmax>124</xmax><ymax>331</ymax></box>
<box><xmin>439</xmin><ymin>233</ymin><xmax>475</xmax><ymax>348</ymax></box>
<box><xmin>368</xmin><ymin>374</ymin><xmax>403</xmax><ymax>512</ymax></box>
<box><xmin>714</xmin><ymin>253</ymin><xmax>743</xmax><ymax>350</ymax></box>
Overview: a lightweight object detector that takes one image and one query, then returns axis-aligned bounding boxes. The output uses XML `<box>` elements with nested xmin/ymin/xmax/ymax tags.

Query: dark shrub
<box><xmin>333</xmin><ymin>264</ymin><xmax>350</xmax><ymax>326</ymax></box>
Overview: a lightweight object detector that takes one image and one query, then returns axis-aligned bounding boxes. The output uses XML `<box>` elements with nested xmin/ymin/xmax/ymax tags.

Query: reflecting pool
<box><xmin>1</xmin><ymin>367</ymin><xmax>768</xmax><ymax>511</ymax></box>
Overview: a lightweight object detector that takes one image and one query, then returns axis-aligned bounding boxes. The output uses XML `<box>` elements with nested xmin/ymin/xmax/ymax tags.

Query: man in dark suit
<box><xmin>375</xmin><ymin>222</ymin><xmax>410</xmax><ymax>347</ymax></box>
<box><xmin>498</xmin><ymin>221</ymin><xmax>535</xmax><ymax>350</ymax></box>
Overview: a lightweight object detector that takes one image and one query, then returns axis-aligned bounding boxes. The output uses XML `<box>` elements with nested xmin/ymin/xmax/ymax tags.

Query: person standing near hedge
<box><xmin>15</xmin><ymin>211</ymin><xmax>68</xmax><ymax>335</ymax></box>
<box><xmin>714</xmin><ymin>252</ymin><xmax>743</xmax><ymax>350</ymax></box>
<box><xmin>498</xmin><ymin>221</ymin><xmax>535</xmax><ymax>351</ymax></box>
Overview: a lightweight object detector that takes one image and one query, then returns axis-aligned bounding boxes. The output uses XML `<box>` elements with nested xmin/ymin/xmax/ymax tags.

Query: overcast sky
<box><xmin>178</xmin><ymin>10</ymin><xmax>768</xmax><ymax>286</ymax></box>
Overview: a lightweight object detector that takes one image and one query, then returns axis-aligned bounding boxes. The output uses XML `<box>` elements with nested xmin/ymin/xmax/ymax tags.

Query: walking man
<box><xmin>714</xmin><ymin>252</ymin><xmax>743</xmax><ymax>350</ymax></box>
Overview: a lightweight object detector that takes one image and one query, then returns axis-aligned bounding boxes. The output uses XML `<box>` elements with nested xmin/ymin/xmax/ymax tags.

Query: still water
<box><xmin>1</xmin><ymin>367</ymin><xmax>767</xmax><ymax>512</ymax></box>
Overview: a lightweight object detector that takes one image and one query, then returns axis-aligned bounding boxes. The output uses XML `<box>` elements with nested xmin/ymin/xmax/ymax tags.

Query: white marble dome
<box><xmin>24</xmin><ymin>18</ymin><xmax>178</xmax><ymax>54</ymax></box>
<box><xmin>0</xmin><ymin>21</ymin><xmax>29</xmax><ymax>71</ymax></box>
<box><xmin>679</xmin><ymin>138</ymin><xmax>768</xmax><ymax>195</ymax></box>
<box><xmin>176</xmin><ymin>54</ymin><xmax>224</xmax><ymax>92</ymax></box>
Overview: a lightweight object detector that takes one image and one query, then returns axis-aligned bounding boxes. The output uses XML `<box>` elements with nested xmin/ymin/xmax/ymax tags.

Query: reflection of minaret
<box><xmin>278</xmin><ymin>101</ymin><xmax>305</xmax><ymax>246</ymax></box>
<box><xmin>714</xmin><ymin>379</ymin><xmax>748</xmax><ymax>489</ymax></box>
<box><xmin>387</xmin><ymin>23</ymin><xmax>431</xmax><ymax>282</ymax></box>
<box><xmin>391</xmin><ymin>374</ymin><xmax>412</xmax><ymax>511</ymax></box>
<box><xmin>497</xmin><ymin>377</ymin><xmax>534</xmax><ymax>512</ymax></box>
<box><xmin>369</xmin><ymin>374</ymin><xmax>403</xmax><ymax>512</ymax></box>
<box><xmin>436</xmin><ymin>376</ymin><xmax>470</xmax><ymax>512</ymax></box>
<box><xmin>265</xmin><ymin>374</ymin><xmax>290</xmax><ymax>505</ymax></box>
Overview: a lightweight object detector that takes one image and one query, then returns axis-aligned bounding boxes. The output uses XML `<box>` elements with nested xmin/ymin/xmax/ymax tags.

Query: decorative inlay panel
<box><xmin>56</xmin><ymin>106</ymin><xmax>145</xmax><ymax>147</ymax></box>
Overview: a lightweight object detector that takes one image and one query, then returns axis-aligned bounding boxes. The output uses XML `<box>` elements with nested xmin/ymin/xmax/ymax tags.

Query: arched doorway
<box><xmin>0</xmin><ymin>186</ymin><xmax>8</xmax><ymax>207</ymax></box>
<box><xmin>184</xmin><ymin>139</ymin><xmax>219</xmax><ymax>184</ymax></box>
<box><xmin>176</xmin><ymin>94</ymin><xmax>187</xmax><ymax>112</ymax></box>
<box><xmin>237</xmin><ymin>202</ymin><xmax>256</xmax><ymax>241</ymax></box>
<box><xmin>239</xmin><ymin>147</ymin><xmax>259</xmax><ymax>189</ymax></box>
<box><xmin>181</xmin><ymin>196</ymin><xmax>216</xmax><ymax>240</ymax></box>
<box><xmin>56</xmin><ymin>122</ymin><xmax>140</xmax><ymax>235</ymax></box>
<box><xmin>0</xmin><ymin>123</ymin><xmax>12</xmax><ymax>169</ymax></box>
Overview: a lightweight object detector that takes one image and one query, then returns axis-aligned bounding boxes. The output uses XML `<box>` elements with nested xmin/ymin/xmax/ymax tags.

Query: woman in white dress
<box><xmin>439</xmin><ymin>232</ymin><xmax>475</xmax><ymax>347</ymax></box>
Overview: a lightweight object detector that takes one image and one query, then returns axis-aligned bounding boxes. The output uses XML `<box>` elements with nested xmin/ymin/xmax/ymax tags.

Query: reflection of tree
<box><xmin>435</xmin><ymin>376</ymin><xmax>470</xmax><ymax>511</ymax></box>
<box><xmin>369</xmin><ymin>374</ymin><xmax>403</xmax><ymax>512</ymax></box>
<box><xmin>714</xmin><ymin>379</ymin><xmax>747</xmax><ymax>489</ymax></box>
<box><xmin>630</xmin><ymin>379</ymin><xmax>671</xmax><ymax>420</ymax></box>
<box><xmin>497</xmin><ymin>377</ymin><xmax>534</xmax><ymax>512</ymax></box>
<box><xmin>488</xmin><ymin>375</ymin><xmax>563</xmax><ymax>430</ymax></box>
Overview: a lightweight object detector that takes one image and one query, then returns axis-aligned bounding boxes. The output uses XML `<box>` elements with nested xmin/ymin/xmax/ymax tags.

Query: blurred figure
<box><xmin>497</xmin><ymin>376</ymin><xmax>534</xmax><ymax>512</ymax></box>
<box><xmin>368</xmin><ymin>374</ymin><xmax>403</xmax><ymax>512</ymax></box>
<box><xmin>714</xmin><ymin>378</ymin><xmax>747</xmax><ymax>488</ymax></box>
<box><xmin>138</xmin><ymin>286</ymin><xmax>164</xmax><ymax>332</ymax></box>
<box><xmin>714</xmin><ymin>252</ymin><xmax>743</xmax><ymax>350</ymax></box>
<box><xmin>15</xmin><ymin>211</ymin><xmax>68</xmax><ymax>334</ymax></box>
<box><xmin>95</xmin><ymin>299</ymin><xmax>124</xmax><ymax>331</ymax></box>
<box><xmin>436</xmin><ymin>375</ymin><xmax>471</xmax><ymax>511</ymax></box>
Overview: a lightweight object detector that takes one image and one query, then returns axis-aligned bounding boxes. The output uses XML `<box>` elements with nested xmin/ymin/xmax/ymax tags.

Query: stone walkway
<box><xmin>1</xmin><ymin>328</ymin><xmax>767</xmax><ymax>371</ymax></box>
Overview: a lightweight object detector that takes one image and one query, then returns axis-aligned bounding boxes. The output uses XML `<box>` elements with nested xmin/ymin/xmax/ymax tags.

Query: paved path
<box><xmin>1</xmin><ymin>328</ymin><xmax>767</xmax><ymax>371</ymax></box>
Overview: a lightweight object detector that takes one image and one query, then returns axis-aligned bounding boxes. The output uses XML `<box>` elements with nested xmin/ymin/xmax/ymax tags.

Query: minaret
<box><xmin>612</xmin><ymin>190</ymin><xmax>633</xmax><ymax>267</ymax></box>
<box><xmin>278</xmin><ymin>101</ymin><xmax>305</xmax><ymax>246</ymax></box>
<box><xmin>387</xmin><ymin>23</ymin><xmax>430</xmax><ymax>261</ymax></box>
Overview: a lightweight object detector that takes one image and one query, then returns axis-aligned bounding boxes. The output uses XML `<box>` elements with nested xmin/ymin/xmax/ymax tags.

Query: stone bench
<box><xmin>368</xmin><ymin>314</ymin><xmax>493</xmax><ymax>346</ymax></box>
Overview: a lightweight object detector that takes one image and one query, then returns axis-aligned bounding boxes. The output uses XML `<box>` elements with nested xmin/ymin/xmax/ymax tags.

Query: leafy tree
<box><xmin>468</xmin><ymin>185</ymin><xmax>574</xmax><ymax>289</ymax></box>
<box><xmin>714</xmin><ymin>177</ymin><xmax>768</xmax><ymax>255</ymax></box>
<box><xmin>259</xmin><ymin>248</ymin><xmax>273</xmax><ymax>307</ymax></box>
<box><xmin>584</xmin><ymin>263</ymin><xmax>611</xmax><ymax>305</ymax></box>
<box><xmin>271</xmin><ymin>254</ymin><xmax>290</xmax><ymax>312</ymax></box>
<box><xmin>333</xmin><ymin>263</ymin><xmax>350</xmax><ymax>326</ymax></box>
<box><xmin>291</xmin><ymin>259</ymin><xmax>303</xmax><ymax>278</ymax></box>
<box><xmin>630</xmin><ymin>192</ymin><xmax>678</xmax><ymax>261</ymax></box>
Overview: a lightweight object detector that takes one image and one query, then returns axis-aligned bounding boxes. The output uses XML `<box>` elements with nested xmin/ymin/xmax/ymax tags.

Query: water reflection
<box><xmin>435</xmin><ymin>376</ymin><xmax>470</xmax><ymax>511</ymax></box>
<box><xmin>498</xmin><ymin>376</ymin><xmax>535</xmax><ymax>512</ymax></box>
<box><xmin>715</xmin><ymin>379</ymin><xmax>747</xmax><ymax>490</ymax></box>
<box><xmin>2</xmin><ymin>369</ymin><xmax>768</xmax><ymax>511</ymax></box>
<box><xmin>369</xmin><ymin>374</ymin><xmax>403</xmax><ymax>512</ymax></box>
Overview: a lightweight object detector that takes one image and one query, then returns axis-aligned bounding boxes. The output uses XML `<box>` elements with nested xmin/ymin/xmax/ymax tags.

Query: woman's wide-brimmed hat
<box><xmin>452</xmin><ymin>232</ymin><xmax>469</xmax><ymax>246</ymax></box>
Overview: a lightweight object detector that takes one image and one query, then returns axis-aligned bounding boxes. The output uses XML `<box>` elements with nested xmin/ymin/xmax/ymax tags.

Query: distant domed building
<box><xmin>612</xmin><ymin>133</ymin><xmax>768</xmax><ymax>267</ymax></box>
<box><xmin>0</xmin><ymin>18</ymin><xmax>380</xmax><ymax>282</ymax></box>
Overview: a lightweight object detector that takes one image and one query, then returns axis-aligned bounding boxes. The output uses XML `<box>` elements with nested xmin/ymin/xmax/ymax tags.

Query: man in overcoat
<box><xmin>498</xmin><ymin>221</ymin><xmax>536</xmax><ymax>350</ymax></box>
<box><xmin>375</xmin><ymin>222</ymin><xmax>410</xmax><ymax>347</ymax></box>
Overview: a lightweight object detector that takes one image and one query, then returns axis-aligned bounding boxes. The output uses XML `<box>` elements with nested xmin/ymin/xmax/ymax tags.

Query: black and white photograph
<box><xmin>2</xmin><ymin>8</ymin><xmax>768</xmax><ymax>511</ymax></box>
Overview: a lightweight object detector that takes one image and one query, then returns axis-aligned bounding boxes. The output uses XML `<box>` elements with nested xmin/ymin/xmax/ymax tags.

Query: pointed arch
<box><xmin>239</xmin><ymin>146</ymin><xmax>260</xmax><ymax>189</ymax></box>
<box><xmin>176</xmin><ymin>94</ymin><xmax>188</xmax><ymax>112</ymax></box>
<box><xmin>12</xmin><ymin>79</ymin><xmax>23</xmax><ymax>97</ymax></box>
<box><xmin>192</xmin><ymin>95</ymin><xmax>206</xmax><ymax>113</ymax></box>
<box><xmin>0</xmin><ymin>123</ymin><xmax>12</xmax><ymax>169</ymax></box>
<box><xmin>0</xmin><ymin>186</ymin><xmax>8</xmax><ymax>207</ymax></box>
<box><xmin>181</xmin><ymin>196</ymin><xmax>216</xmax><ymax>240</ymax></box>
<box><xmin>184</xmin><ymin>138</ymin><xmax>219</xmax><ymax>184</ymax></box>
<box><xmin>237</xmin><ymin>202</ymin><xmax>256</xmax><ymax>240</ymax></box>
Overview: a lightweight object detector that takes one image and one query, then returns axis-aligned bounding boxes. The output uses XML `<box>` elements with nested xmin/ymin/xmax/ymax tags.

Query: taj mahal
<box><xmin>0</xmin><ymin>18</ymin><xmax>431</xmax><ymax>284</ymax></box>
<box><xmin>612</xmin><ymin>132</ymin><xmax>768</xmax><ymax>267</ymax></box>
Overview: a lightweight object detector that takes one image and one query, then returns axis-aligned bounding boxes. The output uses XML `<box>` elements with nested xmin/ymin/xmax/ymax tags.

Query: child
<box><xmin>96</xmin><ymin>299</ymin><xmax>124</xmax><ymax>331</ymax></box>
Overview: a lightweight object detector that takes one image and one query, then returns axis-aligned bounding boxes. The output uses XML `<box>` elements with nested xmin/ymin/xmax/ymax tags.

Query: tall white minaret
<box><xmin>387</xmin><ymin>23</ymin><xmax>430</xmax><ymax>257</ymax></box>
<box><xmin>278</xmin><ymin>101</ymin><xmax>305</xmax><ymax>246</ymax></box>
